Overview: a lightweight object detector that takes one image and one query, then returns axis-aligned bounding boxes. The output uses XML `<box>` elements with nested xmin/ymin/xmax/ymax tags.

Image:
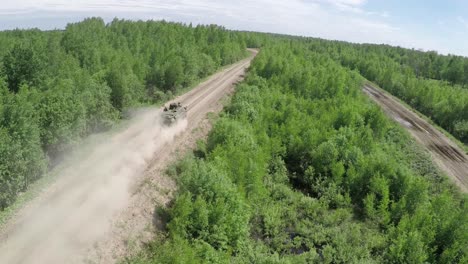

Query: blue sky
<box><xmin>1</xmin><ymin>0</ymin><xmax>467</xmax><ymax>56</ymax></box>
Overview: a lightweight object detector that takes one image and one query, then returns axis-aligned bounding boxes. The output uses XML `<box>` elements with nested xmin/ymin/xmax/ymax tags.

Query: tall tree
<box><xmin>3</xmin><ymin>44</ymin><xmax>42</xmax><ymax>93</ymax></box>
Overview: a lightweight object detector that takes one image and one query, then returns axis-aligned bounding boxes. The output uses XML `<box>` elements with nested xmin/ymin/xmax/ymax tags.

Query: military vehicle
<box><xmin>162</xmin><ymin>102</ymin><xmax>187</xmax><ymax>125</ymax></box>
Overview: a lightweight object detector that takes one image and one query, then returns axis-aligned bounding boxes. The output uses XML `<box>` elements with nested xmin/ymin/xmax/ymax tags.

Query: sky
<box><xmin>0</xmin><ymin>0</ymin><xmax>467</xmax><ymax>56</ymax></box>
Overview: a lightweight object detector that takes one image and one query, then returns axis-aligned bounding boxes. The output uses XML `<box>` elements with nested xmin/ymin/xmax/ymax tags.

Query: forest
<box><xmin>130</xmin><ymin>39</ymin><xmax>467</xmax><ymax>263</ymax></box>
<box><xmin>309</xmin><ymin>40</ymin><xmax>468</xmax><ymax>144</ymax></box>
<box><xmin>0</xmin><ymin>18</ymin><xmax>467</xmax><ymax>264</ymax></box>
<box><xmin>0</xmin><ymin>18</ymin><xmax>248</xmax><ymax>209</ymax></box>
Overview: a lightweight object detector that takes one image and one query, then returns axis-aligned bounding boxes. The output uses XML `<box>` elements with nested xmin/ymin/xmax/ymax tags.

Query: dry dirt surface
<box><xmin>363</xmin><ymin>84</ymin><xmax>468</xmax><ymax>193</ymax></box>
<box><xmin>0</xmin><ymin>49</ymin><xmax>258</xmax><ymax>264</ymax></box>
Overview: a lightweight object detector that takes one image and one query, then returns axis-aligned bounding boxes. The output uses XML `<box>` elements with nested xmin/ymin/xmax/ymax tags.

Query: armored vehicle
<box><xmin>162</xmin><ymin>102</ymin><xmax>187</xmax><ymax>125</ymax></box>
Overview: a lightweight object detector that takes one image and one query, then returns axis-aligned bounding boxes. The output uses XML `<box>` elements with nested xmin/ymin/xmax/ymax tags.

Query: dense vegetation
<box><xmin>309</xmin><ymin>41</ymin><xmax>468</xmax><ymax>144</ymax></box>
<box><xmin>1</xmin><ymin>18</ymin><xmax>467</xmax><ymax>263</ymax></box>
<box><xmin>130</xmin><ymin>41</ymin><xmax>467</xmax><ymax>263</ymax></box>
<box><xmin>371</xmin><ymin>45</ymin><xmax>468</xmax><ymax>86</ymax></box>
<box><xmin>0</xmin><ymin>18</ymin><xmax>248</xmax><ymax>209</ymax></box>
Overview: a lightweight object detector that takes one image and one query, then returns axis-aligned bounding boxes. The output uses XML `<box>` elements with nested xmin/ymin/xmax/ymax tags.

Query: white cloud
<box><xmin>0</xmin><ymin>0</ymin><xmax>465</xmax><ymax>56</ymax></box>
<box><xmin>322</xmin><ymin>0</ymin><xmax>367</xmax><ymax>8</ymax></box>
<box><xmin>457</xmin><ymin>16</ymin><xmax>468</xmax><ymax>30</ymax></box>
<box><xmin>0</xmin><ymin>0</ymin><xmax>394</xmax><ymax>35</ymax></box>
<box><xmin>336</xmin><ymin>0</ymin><xmax>367</xmax><ymax>5</ymax></box>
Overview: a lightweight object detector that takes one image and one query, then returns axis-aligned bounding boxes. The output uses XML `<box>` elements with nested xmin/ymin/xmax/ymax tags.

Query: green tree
<box><xmin>0</xmin><ymin>82</ymin><xmax>45</xmax><ymax>209</ymax></box>
<box><xmin>3</xmin><ymin>44</ymin><xmax>42</xmax><ymax>92</ymax></box>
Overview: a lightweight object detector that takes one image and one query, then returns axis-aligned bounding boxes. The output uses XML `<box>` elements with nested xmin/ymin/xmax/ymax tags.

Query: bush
<box><xmin>168</xmin><ymin>159</ymin><xmax>250</xmax><ymax>251</ymax></box>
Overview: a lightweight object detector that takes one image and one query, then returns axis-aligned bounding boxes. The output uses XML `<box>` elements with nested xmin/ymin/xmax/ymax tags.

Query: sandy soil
<box><xmin>0</xmin><ymin>49</ymin><xmax>257</xmax><ymax>264</ymax></box>
<box><xmin>363</xmin><ymin>84</ymin><xmax>468</xmax><ymax>193</ymax></box>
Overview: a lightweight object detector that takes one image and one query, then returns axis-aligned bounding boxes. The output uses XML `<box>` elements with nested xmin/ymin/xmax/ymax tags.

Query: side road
<box><xmin>363</xmin><ymin>84</ymin><xmax>468</xmax><ymax>193</ymax></box>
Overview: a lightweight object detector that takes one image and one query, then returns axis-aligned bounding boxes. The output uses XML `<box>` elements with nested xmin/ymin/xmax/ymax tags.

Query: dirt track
<box><xmin>363</xmin><ymin>84</ymin><xmax>468</xmax><ymax>192</ymax></box>
<box><xmin>0</xmin><ymin>49</ymin><xmax>257</xmax><ymax>264</ymax></box>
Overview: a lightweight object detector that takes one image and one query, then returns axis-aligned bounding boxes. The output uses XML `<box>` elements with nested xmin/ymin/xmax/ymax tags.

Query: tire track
<box><xmin>363</xmin><ymin>84</ymin><xmax>468</xmax><ymax>192</ymax></box>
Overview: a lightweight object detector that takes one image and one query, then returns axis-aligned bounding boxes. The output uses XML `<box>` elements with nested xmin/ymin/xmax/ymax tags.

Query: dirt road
<box><xmin>0</xmin><ymin>49</ymin><xmax>257</xmax><ymax>264</ymax></box>
<box><xmin>363</xmin><ymin>84</ymin><xmax>468</xmax><ymax>192</ymax></box>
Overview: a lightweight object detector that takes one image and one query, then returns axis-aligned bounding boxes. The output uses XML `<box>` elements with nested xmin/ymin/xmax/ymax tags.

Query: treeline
<box><xmin>342</xmin><ymin>44</ymin><xmax>468</xmax><ymax>86</ymax></box>
<box><xmin>131</xmin><ymin>41</ymin><xmax>467</xmax><ymax>263</ymax></box>
<box><xmin>308</xmin><ymin>40</ymin><xmax>468</xmax><ymax>144</ymax></box>
<box><xmin>376</xmin><ymin>45</ymin><xmax>468</xmax><ymax>86</ymax></box>
<box><xmin>0</xmin><ymin>18</ymin><xmax>248</xmax><ymax>209</ymax></box>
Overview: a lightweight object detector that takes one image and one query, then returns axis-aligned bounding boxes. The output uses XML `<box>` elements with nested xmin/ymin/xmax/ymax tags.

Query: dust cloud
<box><xmin>0</xmin><ymin>108</ymin><xmax>187</xmax><ymax>264</ymax></box>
